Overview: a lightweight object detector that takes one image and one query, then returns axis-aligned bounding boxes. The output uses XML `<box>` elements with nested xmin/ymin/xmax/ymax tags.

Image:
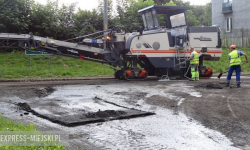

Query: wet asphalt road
<box><xmin>0</xmin><ymin>77</ymin><xmax>250</xmax><ymax>149</ymax></box>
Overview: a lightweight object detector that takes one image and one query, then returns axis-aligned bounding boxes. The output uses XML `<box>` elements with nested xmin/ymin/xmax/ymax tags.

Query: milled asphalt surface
<box><xmin>0</xmin><ymin>76</ymin><xmax>250</xmax><ymax>149</ymax></box>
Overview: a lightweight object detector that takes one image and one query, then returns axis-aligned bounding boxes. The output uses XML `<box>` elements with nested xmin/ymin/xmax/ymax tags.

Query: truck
<box><xmin>0</xmin><ymin>5</ymin><xmax>222</xmax><ymax>81</ymax></box>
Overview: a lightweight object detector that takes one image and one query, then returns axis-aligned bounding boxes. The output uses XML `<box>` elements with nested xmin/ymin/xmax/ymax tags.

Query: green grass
<box><xmin>0</xmin><ymin>50</ymin><xmax>114</xmax><ymax>80</ymax></box>
<box><xmin>1</xmin><ymin>48</ymin><xmax>250</xmax><ymax>79</ymax></box>
<box><xmin>0</xmin><ymin>115</ymin><xmax>35</xmax><ymax>132</ymax></box>
<box><xmin>0</xmin><ymin>115</ymin><xmax>63</xmax><ymax>150</ymax></box>
<box><xmin>204</xmin><ymin>48</ymin><xmax>250</xmax><ymax>73</ymax></box>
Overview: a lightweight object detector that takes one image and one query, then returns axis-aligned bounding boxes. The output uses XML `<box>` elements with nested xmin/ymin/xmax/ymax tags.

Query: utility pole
<box><xmin>103</xmin><ymin>0</ymin><xmax>108</xmax><ymax>49</ymax></box>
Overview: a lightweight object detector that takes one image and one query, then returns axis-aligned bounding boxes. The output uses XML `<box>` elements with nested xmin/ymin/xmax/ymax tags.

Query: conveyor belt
<box><xmin>0</xmin><ymin>33</ymin><xmax>108</xmax><ymax>64</ymax></box>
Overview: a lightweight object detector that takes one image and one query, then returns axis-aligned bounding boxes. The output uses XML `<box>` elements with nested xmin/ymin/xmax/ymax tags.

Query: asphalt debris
<box><xmin>24</xmin><ymin>112</ymin><xmax>29</xmax><ymax>115</ymax></box>
<box><xmin>15</xmin><ymin>101</ymin><xmax>152</xmax><ymax>127</ymax></box>
<box><xmin>17</xmin><ymin>102</ymin><xmax>32</xmax><ymax>112</ymax></box>
<box><xmin>86</xmin><ymin>110</ymin><xmax>127</xmax><ymax>118</ymax></box>
<box><xmin>195</xmin><ymin>83</ymin><xmax>224</xmax><ymax>89</ymax></box>
<box><xmin>34</xmin><ymin>87</ymin><xmax>56</xmax><ymax>97</ymax></box>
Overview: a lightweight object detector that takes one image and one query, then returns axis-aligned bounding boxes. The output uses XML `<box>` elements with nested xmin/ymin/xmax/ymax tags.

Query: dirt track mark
<box><xmin>226</xmin><ymin>95</ymin><xmax>244</xmax><ymax>126</ymax></box>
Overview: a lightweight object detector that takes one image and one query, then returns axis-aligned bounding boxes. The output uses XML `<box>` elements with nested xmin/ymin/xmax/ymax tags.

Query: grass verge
<box><xmin>0</xmin><ymin>115</ymin><xmax>63</xmax><ymax>149</ymax></box>
<box><xmin>0</xmin><ymin>48</ymin><xmax>250</xmax><ymax>79</ymax></box>
<box><xmin>0</xmin><ymin>50</ymin><xmax>114</xmax><ymax>80</ymax></box>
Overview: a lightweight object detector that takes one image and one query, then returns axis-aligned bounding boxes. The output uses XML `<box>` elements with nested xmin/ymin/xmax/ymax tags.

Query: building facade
<box><xmin>212</xmin><ymin>0</ymin><xmax>250</xmax><ymax>47</ymax></box>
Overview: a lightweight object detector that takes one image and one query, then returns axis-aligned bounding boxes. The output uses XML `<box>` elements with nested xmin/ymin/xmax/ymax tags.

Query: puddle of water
<box><xmin>31</xmin><ymin>83</ymin><xmax>202</xmax><ymax>116</ymax></box>
<box><xmin>87</xmin><ymin>108</ymin><xmax>238</xmax><ymax>150</ymax></box>
<box><xmin>42</xmin><ymin>84</ymin><xmax>236</xmax><ymax>149</ymax></box>
<box><xmin>177</xmin><ymin>98</ymin><xmax>185</xmax><ymax>106</ymax></box>
<box><xmin>0</xmin><ymin>83</ymin><xmax>239</xmax><ymax>150</ymax></box>
<box><xmin>49</xmin><ymin>97</ymin><xmax>126</xmax><ymax>112</ymax></box>
<box><xmin>23</xmin><ymin>104</ymin><xmax>237</xmax><ymax>150</ymax></box>
<box><xmin>188</xmin><ymin>91</ymin><xmax>202</xmax><ymax>97</ymax></box>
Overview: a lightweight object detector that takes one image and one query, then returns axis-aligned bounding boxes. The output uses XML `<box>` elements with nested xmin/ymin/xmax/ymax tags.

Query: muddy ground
<box><xmin>0</xmin><ymin>77</ymin><xmax>250</xmax><ymax>149</ymax></box>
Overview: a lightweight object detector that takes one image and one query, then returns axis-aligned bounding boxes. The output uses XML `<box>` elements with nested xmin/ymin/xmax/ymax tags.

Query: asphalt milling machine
<box><xmin>0</xmin><ymin>5</ymin><xmax>222</xmax><ymax>81</ymax></box>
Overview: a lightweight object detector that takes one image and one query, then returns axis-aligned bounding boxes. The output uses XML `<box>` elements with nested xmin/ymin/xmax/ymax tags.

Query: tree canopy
<box><xmin>0</xmin><ymin>0</ymin><xmax>212</xmax><ymax>40</ymax></box>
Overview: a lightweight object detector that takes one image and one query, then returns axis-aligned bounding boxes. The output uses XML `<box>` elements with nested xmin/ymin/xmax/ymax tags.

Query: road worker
<box><xmin>226</xmin><ymin>45</ymin><xmax>249</xmax><ymax>87</ymax></box>
<box><xmin>186</xmin><ymin>48</ymin><xmax>199</xmax><ymax>81</ymax></box>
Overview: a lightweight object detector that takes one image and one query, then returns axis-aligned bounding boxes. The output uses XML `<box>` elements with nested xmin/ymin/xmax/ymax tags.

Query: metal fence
<box><xmin>222</xmin><ymin>28</ymin><xmax>250</xmax><ymax>48</ymax></box>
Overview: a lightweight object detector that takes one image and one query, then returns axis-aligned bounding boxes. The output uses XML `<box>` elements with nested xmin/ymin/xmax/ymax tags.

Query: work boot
<box><xmin>189</xmin><ymin>78</ymin><xmax>195</xmax><ymax>81</ymax></box>
<box><xmin>195</xmin><ymin>72</ymin><xmax>199</xmax><ymax>81</ymax></box>
<box><xmin>236</xmin><ymin>81</ymin><xmax>241</xmax><ymax>88</ymax></box>
<box><xmin>226</xmin><ymin>80</ymin><xmax>230</xmax><ymax>87</ymax></box>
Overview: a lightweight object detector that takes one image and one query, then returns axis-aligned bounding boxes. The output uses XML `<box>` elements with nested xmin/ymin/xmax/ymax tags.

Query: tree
<box><xmin>125</xmin><ymin>0</ymin><xmax>155</xmax><ymax>31</ymax></box>
<box><xmin>116</xmin><ymin>0</ymin><xmax>130</xmax><ymax>26</ymax></box>
<box><xmin>0</xmin><ymin>0</ymin><xmax>34</xmax><ymax>33</ymax></box>
<box><xmin>165</xmin><ymin>0</ymin><xmax>176</xmax><ymax>6</ymax></box>
<box><xmin>154</xmin><ymin>0</ymin><xmax>168</xmax><ymax>5</ymax></box>
<box><xmin>28</xmin><ymin>0</ymin><xmax>78</xmax><ymax>40</ymax></box>
<box><xmin>186</xmin><ymin>10</ymin><xmax>200</xmax><ymax>26</ymax></box>
<box><xmin>97</xmin><ymin>0</ymin><xmax>113</xmax><ymax>20</ymax></box>
<box><xmin>73</xmin><ymin>9</ymin><xmax>101</xmax><ymax>36</ymax></box>
<box><xmin>0</xmin><ymin>0</ymin><xmax>211</xmax><ymax>40</ymax></box>
<box><xmin>28</xmin><ymin>1</ymin><xmax>59</xmax><ymax>38</ymax></box>
<box><xmin>56</xmin><ymin>3</ymin><xmax>76</xmax><ymax>40</ymax></box>
<box><xmin>172</xmin><ymin>0</ymin><xmax>191</xmax><ymax>7</ymax></box>
<box><xmin>202</xmin><ymin>2</ymin><xmax>212</xmax><ymax>26</ymax></box>
<box><xmin>153</xmin><ymin>0</ymin><xmax>190</xmax><ymax>6</ymax></box>
<box><xmin>191</xmin><ymin>5</ymin><xmax>205</xmax><ymax>26</ymax></box>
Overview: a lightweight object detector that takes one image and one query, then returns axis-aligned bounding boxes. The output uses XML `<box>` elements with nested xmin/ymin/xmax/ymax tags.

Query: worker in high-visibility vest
<box><xmin>226</xmin><ymin>45</ymin><xmax>249</xmax><ymax>87</ymax></box>
<box><xmin>186</xmin><ymin>48</ymin><xmax>199</xmax><ymax>81</ymax></box>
